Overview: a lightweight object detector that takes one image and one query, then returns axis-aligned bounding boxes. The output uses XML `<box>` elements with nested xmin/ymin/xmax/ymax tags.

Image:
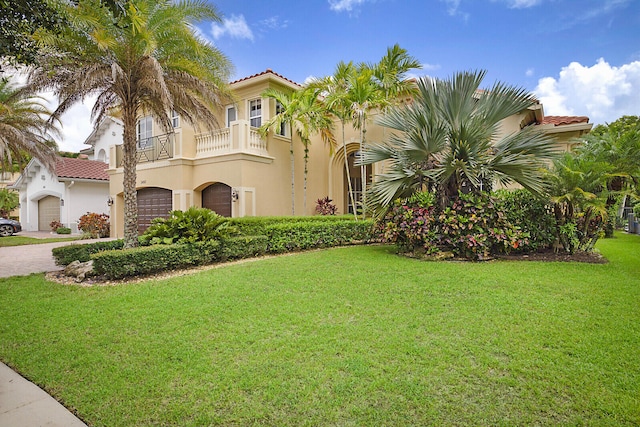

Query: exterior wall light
<box><xmin>107</xmin><ymin>197</ymin><xmax>114</xmax><ymax>206</ymax></box>
<box><xmin>231</xmin><ymin>189</ymin><xmax>239</xmax><ymax>202</ymax></box>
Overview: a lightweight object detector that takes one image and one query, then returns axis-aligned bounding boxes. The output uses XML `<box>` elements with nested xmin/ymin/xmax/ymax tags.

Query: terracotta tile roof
<box><xmin>230</xmin><ymin>69</ymin><xmax>302</xmax><ymax>87</ymax></box>
<box><xmin>541</xmin><ymin>116</ymin><xmax>590</xmax><ymax>126</ymax></box>
<box><xmin>55</xmin><ymin>157</ymin><xmax>109</xmax><ymax>181</ymax></box>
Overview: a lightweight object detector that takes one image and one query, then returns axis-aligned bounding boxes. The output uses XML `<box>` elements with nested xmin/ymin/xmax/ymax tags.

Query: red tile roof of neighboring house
<box><xmin>55</xmin><ymin>157</ymin><xmax>109</xmax><ymax>181</ymax></box>
<box><xmin>541</xmin><ymin>116</ymin><xmax>590</xmax><ymax>126</ymax></box>
<box><xmin>230</xmin><ymin>69</ymin><xmax>302</xmax><ymax>87</ymax></box>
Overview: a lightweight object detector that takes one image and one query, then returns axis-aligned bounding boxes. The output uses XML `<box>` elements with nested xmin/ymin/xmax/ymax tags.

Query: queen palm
<box><xmin>29</xmin><ymin>0</ymin><xmax>232</xmax><ymax>248</ymax></box>
<box><xmin>260</xmin><ymin>86</ymin><xmax>334</xmax><ymax>214</ymax></box>
<box><xmin>0</xmin><ymin>77</ymin><xmax>58</xmax><ymax>170</ymax></box>
<box><xmin>361</xmin><ymin>70</ymin><xmax>558</xmax><ymax>216</ymax></box>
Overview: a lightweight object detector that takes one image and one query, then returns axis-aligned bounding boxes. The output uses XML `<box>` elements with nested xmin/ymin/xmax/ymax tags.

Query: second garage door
<box><xmin>202</xmin><ymin>183</ymin><xmax>232</xmax><ymax>217</ymax></box>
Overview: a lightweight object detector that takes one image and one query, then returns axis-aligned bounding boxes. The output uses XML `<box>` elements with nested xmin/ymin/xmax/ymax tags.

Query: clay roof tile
<box><xmin>55</xmin><ymin>157</ymin><xmax>109</xmax><ymax>181</ymax></box>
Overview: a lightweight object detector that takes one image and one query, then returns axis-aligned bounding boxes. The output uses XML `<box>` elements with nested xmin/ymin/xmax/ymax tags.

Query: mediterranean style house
<box><xmin>104</xmin><ymin>69</ymin><xmax>592</xmax><ymax>238</ymax></box>
<box><xmin>11</xmin><ymin>118</ymin><xmax>120</xmax><ymax>232</ymax></box>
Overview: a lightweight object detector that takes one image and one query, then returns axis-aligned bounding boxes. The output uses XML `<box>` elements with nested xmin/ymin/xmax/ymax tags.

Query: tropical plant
<box><xmin>0</xmin><ymin>187</ymin><xmax>19</xmax><ymax>218</ymax></box>
<box><xmin>360</xmin><ymin>70</ymin><xmax>558</xmax><ymax>216</ymax></box>
<box><xmin>546</xmin><ymin>153</ymin><xmax>609</xmax><ymax>253</ymax></box>
<box><xmin>259</xmin><ymin>86</ymin><xmax>334</xmax><ymax>214</ymax></box>
<box><xmin>28</xmin><ymin>0</ymin><xmax>232</xmax><ymax>248</ymax></box>
<box><xmin>78</xmin><ymin>212</ymin><xmax>110</xmax><ymax>238</ymax></box>
<box><xmin>0</xmin><ymin>77</ymin><xmax>58</xmax><ymax>170</ymax></box>
<box><xmin>310</xmin><ymin>61</ymin><xmax>359</xmax><ymax>218</ymax></box>
<box><xmin>140</xmin><ymin>207</ymin><xmax>235</xmax><ymax>245</ymax></box>
<box><xmin>315</xmin><ymin>196</ymin><xmax>337</xmax><ymax>215</ymax></box>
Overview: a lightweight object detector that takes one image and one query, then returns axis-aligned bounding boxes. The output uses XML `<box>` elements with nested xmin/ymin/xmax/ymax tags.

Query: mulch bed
<box><xmin>494</xmin><ymin>250</ymin><xmax>608</xmax><ymax>264</ymax></box>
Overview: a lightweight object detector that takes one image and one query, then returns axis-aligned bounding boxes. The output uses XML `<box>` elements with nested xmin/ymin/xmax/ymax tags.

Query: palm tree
<box><xmin>360</xmin><ymin>70</ymin><xmax>558</xmax><ymax>216</ymax></box>
<box><xmin>0</xmin><ymin>77</ymin><xmax>58</xmax><ymax>171</ymax></box>
<box><xmin>29</xmin><ymin>0</ymin><xmax>232</xmax><ymax>248</ymax></box>
<box><xmin>259</xmin><ymin>86</ymin><xmax>334</xmax><ymax>214</ymax></box>
<box><xmin>546</xmin><ymin>153</ymin><xmax>610</xmax><ymax>252</ymax></box>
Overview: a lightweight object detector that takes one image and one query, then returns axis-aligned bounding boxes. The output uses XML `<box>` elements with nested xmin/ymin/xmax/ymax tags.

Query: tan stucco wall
<box><xmin>107</xmin><ymin>73</ymin><xmax>592</xmax><ymax>237</ymax></box>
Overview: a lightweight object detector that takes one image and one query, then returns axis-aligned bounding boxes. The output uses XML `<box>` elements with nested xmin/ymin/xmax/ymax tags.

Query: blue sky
<box><xmin>55</xmin><ymin>0</ymin><xmax>640</xmax><ymax>151</ymax></box>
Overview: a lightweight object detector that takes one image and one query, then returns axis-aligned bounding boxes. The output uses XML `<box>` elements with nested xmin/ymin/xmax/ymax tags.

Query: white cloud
<box><xmin>260</xmin><ymin>16</ymin><xmax>289</xmax><ymax>30</ymax></box>
<box><xmin>211</xmin><ymin>15</ymin><xmax>254</xmax><ymax>41</ymax></box>
<box><xmin>499</xmin><ymin>0</ymin><xmax>542</xmax><ymax>8</ymax></box>
<box><xmin>329</xmin><ymin>0</ymin><xmax>367</xmax><ymax>12</ymax></box>
<box><xmin>525</xmin><ymin>68</ymin><xmax>535</xmax><ymax>77</ymax></box>
<box><xmin>534</xmin><ymin>58</ymin><xmax>640</xmax><ymax>124</ymax></box>
<box><xmin>440</xmin><ymin>0</ymin><xmax>470</xmax><ymax>21</ymax></box>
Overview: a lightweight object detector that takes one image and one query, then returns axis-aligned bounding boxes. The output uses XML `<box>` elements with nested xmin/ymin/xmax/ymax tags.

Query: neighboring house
<box><xmin>80</xmin><ymin>116</ymin><xmax>123</xmax><ymax>164</ymax></box>
<box><xmin>105</xmin><ymin>69</ymin><xmax>593</xmax><ymax>237</ymax></box>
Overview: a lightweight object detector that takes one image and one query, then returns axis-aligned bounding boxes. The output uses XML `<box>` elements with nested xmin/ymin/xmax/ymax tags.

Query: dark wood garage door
<box><xmin>137</xmin><ymin>187</ymin><xmax>172</xmax><ymax>233</ymax></box>
<box><xmin>202</xmin><ymin>183</ymin><xmax>231</xmax><ymax>217</ymax></box>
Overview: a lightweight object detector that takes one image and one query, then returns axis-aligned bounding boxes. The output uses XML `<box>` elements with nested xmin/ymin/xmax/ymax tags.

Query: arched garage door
<box><xmin>137</xmin><ymin>187</ymin><xmax>172</xmax><ymax>234</ymax></box>
<box><xmin>202</xmin><ymin>183</ymin><xmax>231</xmax><ymax>217</ymax></box>
<box><xmin>38</xmin><ymin>195</ymin><xmax>60</xmax><ymax>231</ymax></box>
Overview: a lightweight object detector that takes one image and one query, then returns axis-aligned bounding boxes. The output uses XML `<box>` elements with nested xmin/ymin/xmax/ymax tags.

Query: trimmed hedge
<box><xmin>265</xmin><ymin>219</ymin><xmax>374</xmax><ymax>253</ymax></box>
<box><xmin>219</xmin><ymin>236</ymin><xmax>268</xmax><ymax>261</ymax></box>
<box><xmin>229</xmin><ymin>215</ymin><xmax>359</xmax><ymax>236</ymax></box>
<box><xmin>58</xmin><ymin>218</ymin><xmax>373</xmax><ymax>280</ymax></box>
<box><xmin>92</xmin><ymin>241</ymin><xmax>220</xmax><ymax>280</ymax></box>
<box><xmin>52</xmin><ymin>240</ymin><xmax>125</xmax><ymax>266</ymax></box>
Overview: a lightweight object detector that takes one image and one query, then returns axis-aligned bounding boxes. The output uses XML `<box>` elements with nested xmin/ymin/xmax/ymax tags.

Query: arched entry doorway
<box><xmin>38</xmin><ymin>195</ymin><xmax>60</xmax><ymax>231</ymax></box>
<box><xmin>137</xmin><ymin>187</ymin><xmax>172</xmax><ymax>233</ymax></box>
<box><xmin>202</xmin><ymin>183</ymin><xmax>232</xmax><ymax>217</ymax></box>
<box><xmin>344</xmin><ymin>151</ymin><xmax>372</xmax><ymax>214</ymax></box>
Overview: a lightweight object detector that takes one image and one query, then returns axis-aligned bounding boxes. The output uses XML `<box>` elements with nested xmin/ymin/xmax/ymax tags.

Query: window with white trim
<box><xmin>172</xmin><ymin>110</ymin><xmax>180</xmax><ymax>128</ymax></box>
<box><xmin>249</xmin><ymin>99</ymin><xmax>261</xmax><ymax>128</ymax></box>
<box><xmin>136</xmin><ymin>116</ymin><xmax>153</xmax><ymax>148</ymax></box>
<box><xmin>275</xmin><ymin>101</ymin><xmax>287</xmax><ymax>137</ymax></box>
<box><xmin>226</xmin><ymin>105</ymin><xmax>237</xmax><ymax>127</ymax></box>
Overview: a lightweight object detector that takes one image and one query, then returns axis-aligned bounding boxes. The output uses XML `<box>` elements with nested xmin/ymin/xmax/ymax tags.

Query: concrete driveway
<box><xmin>0</xmin><ymin>232</ymin><xmax>115</xmax><ymax>278</ymax></box>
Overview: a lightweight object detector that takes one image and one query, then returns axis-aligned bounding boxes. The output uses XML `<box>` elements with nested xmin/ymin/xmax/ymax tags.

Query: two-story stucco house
<box><xmin>104</xmin><ymin>69</ymin><xmax>592</xmax><ymax>238</ymax></box>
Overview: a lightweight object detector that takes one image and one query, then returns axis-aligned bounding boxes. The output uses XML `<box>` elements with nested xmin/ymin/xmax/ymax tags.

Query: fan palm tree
<box><xmin>0</xmin><ymin>77</ymin><xmax>58</xmax><ymax>170</ymax></box>
<box><xmin>29</xmin><ymin>0</ymin><xmax>232</xmax><ymax>248</ymax></box>
<box><xmin>259</xmin><ymin>86</ymin><xmax>334</xmax><ymax>214</ymax></box>
<box><xmin>360</xmin><ymin>70</ymin><xmax>558</xmax><ymax>216</ymax></box>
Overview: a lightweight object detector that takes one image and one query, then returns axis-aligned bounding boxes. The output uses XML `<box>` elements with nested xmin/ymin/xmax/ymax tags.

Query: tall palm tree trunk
<box><xmin>303</xmin><ymin>143</ymin><xmax>309</xmax><ymax>213</ymax></box>
<box><xmin>290</xmin><ymin>123</ymin><xmax>295</xmax><ymax>215</ymax></box>
<box><xmin>342</xmin><ymin>121</ymin><xmax>357</xmax><ymax>220</ymax></box>
<box><xmin>122</xmin><ymin>106</ymin><xmax>139</xmax><ymax>249</ymax></box>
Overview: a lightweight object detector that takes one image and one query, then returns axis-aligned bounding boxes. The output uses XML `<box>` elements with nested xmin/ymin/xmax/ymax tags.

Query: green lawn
<box><xmin>1</xmin><ymin>233</ymin><xmax>639</xmax><ymax>426</ymax></box>
<box><xmin>0</xmin><ymin>235</ymin><xmax>79</xmax><ymax>247</ymax></box>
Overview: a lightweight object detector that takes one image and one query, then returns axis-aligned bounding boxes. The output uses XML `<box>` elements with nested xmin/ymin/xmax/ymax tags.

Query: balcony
<box><xmin>115</xmin><ymin>133</ymin><xmax>174</xmax><ymax>167</ymax></box>
<box><xmin>195</xmin><ymin>119</ymin><xmax>269</xmax><ymax>158</ymax></box>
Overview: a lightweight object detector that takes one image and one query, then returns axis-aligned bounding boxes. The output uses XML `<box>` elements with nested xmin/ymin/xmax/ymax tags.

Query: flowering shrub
<box><xmin>78</xmin><ymin>212</ymin><xmax>110</xmax><ymax>238</ymax></box>
<box><xmin>50</xmin><ymin>220</ymin><xmax>63</xmax><ymax>232</ymax></box>
<box><xmin>315</xmin><ymin>196</ymin><xmax>337</xmax><ymax>215</ymax></box>
<box><xmin>377</xmin><ymin>191</ymin><xmax>529</xmax><ymax>260</ymax></box>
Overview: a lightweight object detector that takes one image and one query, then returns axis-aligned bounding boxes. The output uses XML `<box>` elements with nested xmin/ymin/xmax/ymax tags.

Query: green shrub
<box><xmin>92</xmin><ymin>241</ymin><xmax>220</xmax><ymax>279</ymax></box>
<box><xmin>229</xmin><ymin>215</ymin><xmax>357</xmax><ymax>236</ymax></box>
<box><xmin>219</xmin><ymin>236</ymin><xmax>268</xmax><ymax>261</ymax></box>
<box><xmin>52</xmin><ymin>240</ymin><xmax>125</xmax><ymax>266</ymax></box>
<box><xmin>377</xmin><ymin>191</ymin><xmax>530</xmax><ymax>260</ymax></box>
<box><xmin>78</xmin><ymin>212</ymin><xmax>110</xmax><ymax>238</ymax></box>
<box><xmin>56</xmin><ymin>227</ymin><xmax>71</xmax><ymax>234</ymax></box>
<box><xmin>495</xmin><ymin>189</ymin><xmax>556</xmax><ymax>251</ymax></box>
<box><xmin>266</xmin><ymin>220</ymin><xmax>373</xmax><ymax>253</ymax></box>
<box><xmin>140</xmin><ymin>207</ymin><xmax>235</xmax><ymax>245</ymax></box>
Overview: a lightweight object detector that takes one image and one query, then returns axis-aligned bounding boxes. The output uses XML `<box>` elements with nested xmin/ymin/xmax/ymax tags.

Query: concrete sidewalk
<box><xmin>0</xmin><ymin>362</ymin><xmax>87</xmax><ymax>426</ymax></box>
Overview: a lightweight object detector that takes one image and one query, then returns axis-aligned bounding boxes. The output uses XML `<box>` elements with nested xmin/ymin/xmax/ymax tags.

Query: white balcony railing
<box><xmin>195</xmin><ymin>120</ymin><xmax>269</xmax><ymax>158</ymax></box>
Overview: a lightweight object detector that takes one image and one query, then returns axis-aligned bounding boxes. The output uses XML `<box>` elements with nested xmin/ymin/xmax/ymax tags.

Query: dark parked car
<box><xmin>0</xmin><ymin>218</ymin><xmax>21</xmax><ymax>237</ymax></box>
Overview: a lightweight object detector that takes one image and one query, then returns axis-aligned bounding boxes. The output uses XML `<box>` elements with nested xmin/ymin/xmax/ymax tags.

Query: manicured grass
<box><xmin>1</xmin><ymin>233</ymin><xmax>639</xmax><ymax>426</ymax></box>
<box><xmin>0</xmin><ymin>235</ymin><xmax>79</xmax><ymax>247</ymax></box>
